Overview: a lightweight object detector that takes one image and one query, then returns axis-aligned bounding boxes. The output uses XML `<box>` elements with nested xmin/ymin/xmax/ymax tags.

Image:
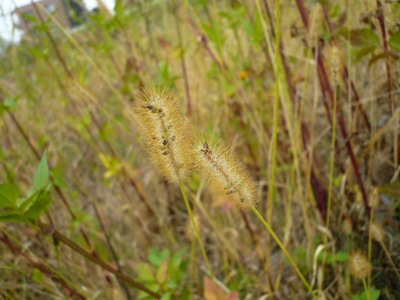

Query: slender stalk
<box><xmin>265</xmin><ymin>0</ymin><xmax>281</xmax><ymax>284</ymax></box>
<box><xmin>295</xmin><ymin>0</ymin><xmax>371</xmax><ymax>214</ymax></box>
<box><xmin>362</xmin><ymin>278</ymin><xmax>371</xmax><ymax>300</ymax></box>
<box><xmin>92</xmin><ymin>203</ymin><xmax>132</xmax><ymax>300</ymax></box>
<box><xmin>0</xmin><ymin>232</ymin><xmax>87</xmax><ymax>300</ymax></box>
<box><xmin>190</xmin><ymin>239</ymin><xmax>196</xmax><ymax>296</ymax></box>
<box><xmin>37</xmin><ymin>222</ymin><xmax>161</xmax><ymax>299</ymax></box>
<box><xmin>368</xmin><ymin>209</ymin><xmax>374</xmax><ymax>292</ymax></box>
<box><xmin>251</xmin><ymin>206</ymin><xmax>317</xmax><ymax>298</ymax></box>
<box><xmin>380</xmin><ymin>242</ymin><xmax>400</xmax><ymax>280</ymax></box>
<box><xmin>179</xmin><ymin>183</ymin><xmax>215</xmax><ymax>282</ymax></box>
<box><xmin>321</xmin><ymin>3</ymin><xmax>371</xmax><ymax>131</ymax></box>
<box><xmin>322</xmin><ymin>82</ymin><xmax>338</xmax><ymax>279</ymax></box>
<box><xmin>173</xmin><ymin>1</ymin><xmax>192</xmax><ymax>117</ymax></box>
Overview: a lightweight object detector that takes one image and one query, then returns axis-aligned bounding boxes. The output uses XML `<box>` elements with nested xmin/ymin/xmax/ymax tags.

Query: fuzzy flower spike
<box><xmin>133</xmin><ymin>88</ymin><xmax>191</xmax><ymax>183</ymax></box>
<box><xmin>194</xmin><ymin>140</ymin><xmax>257</xmax><ymax>209</ymax></box>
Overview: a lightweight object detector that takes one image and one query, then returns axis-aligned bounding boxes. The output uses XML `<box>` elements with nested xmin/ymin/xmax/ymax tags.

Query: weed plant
<box><xmin>0</xmin><ymin>0</ymin><xmax>400</xmax><ymax>299</ymax></box>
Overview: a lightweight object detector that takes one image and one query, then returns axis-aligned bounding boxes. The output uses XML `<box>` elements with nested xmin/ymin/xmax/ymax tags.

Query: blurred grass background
<box><xmin>0</xmin><ymin>0</ymin><xmax>400</xmax><ymax>299</ymax></box>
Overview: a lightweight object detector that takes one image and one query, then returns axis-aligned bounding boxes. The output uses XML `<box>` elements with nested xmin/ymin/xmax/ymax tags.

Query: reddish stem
<box><xmin>0</xmin><ymin>233</ymin><xmax>87</xmax><ymax>300</ymax></box>
<box><xmin>295</xmin><ymin>0</ymin><xmax>371</xmax><ymax>214</ymax></box>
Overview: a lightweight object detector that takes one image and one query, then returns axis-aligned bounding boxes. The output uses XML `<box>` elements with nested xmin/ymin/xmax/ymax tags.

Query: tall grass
<box><xmin>0</xmin><ymin>0</ymin><xmax>399</xmax><ymax>299</ymax></box>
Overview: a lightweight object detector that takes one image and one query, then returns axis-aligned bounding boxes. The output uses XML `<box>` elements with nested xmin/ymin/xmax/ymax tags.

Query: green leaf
<box><xmin>32</xmin><ymin>268</ymin><xmax>44</xmax><ymax>283</ymax></box>
<box><xmin>243</xmin><ymin>17</ymin><xmax>264</xmax><ymax>44</ymax></box>
<box><xmin>0</xmin><ymin>211</ymin><xmax>27</xmax><ymax>223</ymax></box>
<box><xmin>33</xmin><ymin>152</ymin><xmax>49</xmax><ymax>190</ymax></box>
<box><xmin>352</xmin><ymin>46</ymin><xmax>375</xmax><ymax>62</ymax></box>
<box><xmin>388</xmin><ymin>30</ymin><xmax>400</xmax><ymax>51</ymax></box>
<box><xmin>369</xmin><ymin>52</ymin><xmax>393</xmax><ymax>66</ymax></box>
<box><xmin>0</xmin><ymin>183</ymin><xmax>19</xmax><ymax>208</ymax></box>
<box><xmin>19</xmin><ymin>191</ymin><xmax>40</xmax><ymax>212</ymax></box>
<box><xmin>22</xmin><ymin>14</ymin><xmax>38</xmax><ymax>23</ymax></box>
<box><xmin>135</xmin><ymin>263</ymin><xmax>155</xmax><ymax>281</ymax></box>
<box><xmin>148</xmin><ymin>248</ymin><xmax>170</xmax><ymax>268</ymax></box>
<box><xmin>379</xmin><ymin>182</ymin><xmax>400</xmax><ymax>198</ymax></box>
<box><xmin>4</xmin><ymin>98</ymin><xmax>18</xmax><ymax>108</ymax></box>
<box><xmin>332</xmin><ymin>251</ymin><xmax>349</xmax><ymax>262</ymax></box>
<box><xmin>171</xmin><ymin>247</ymin><xmax>186</xmax><ymax>272</ymax></box>
<box><xmin>352</xmin><ymin>289</ymin><xmax>380</xmax><ymax>300</ymax></box>
<box><xmin>202</xmin><ymin>22</ymin><xmax>226</xmax><ymax>51</ymax></box>
<box><xmin>348</xmin><ymin>29</ymin><xmax>381</xmax><ymax>47</ymax></box>
<box><xmin>156</xmin><ymin>259</ymin><xmax>168</xmax><ymax>284</ymax></box>
<box><xmin>160</xmin><ymin>291</ymin><xmax>172</xmax><ymax>300</ymax></box>
<box><xmin>369</xmin><ymin>289</ymin><xmax>381</xmax><ymax>300</ymax></box>
<box><xmin>169</xmin><ymin>248</ymin><xmax>187</xmax><ymax>282</ymax></box>
<box><xmin>96</xmin><ymin>240</ymin><xmax>109</xmax><ymax>262</ymax></box>
<box><xmin>25</xmin><ymin>191</ymin><xmax>52</xmax><ymax>221</ymax></box>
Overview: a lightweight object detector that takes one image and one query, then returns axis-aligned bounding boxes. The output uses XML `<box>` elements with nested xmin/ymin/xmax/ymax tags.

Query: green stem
<box><xmin>251</xmin><ymin>206</ymin><xmax>317</xmax><ymax>299</ymax></box>
<box><xmin>368</xmin><ymin>209</ymin><xmax>373</xmax><ymax>291</ymax></box>
<box><xmin>179</xmin><ymin>183</ymin><xmax>215</xmax><ymax>282</ymax></box>
<box><xmin>265</xmin><ymin>0</ymin><xmax>281</xmax><ymax>283</ymax></box>
<box><xmin>362</xmin><ymin>278</ymin><xmax>370</xmax><ymax>300</ymax></box>
<box><xmin>322</xmin><ymin>82</ymin><xmax>338</xmax><ymax>281</ymax></box>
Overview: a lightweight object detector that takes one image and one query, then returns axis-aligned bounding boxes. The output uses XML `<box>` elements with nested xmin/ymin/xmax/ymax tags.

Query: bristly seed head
<box><xmin>133</xmin><ymin>88</ymin><xmax>192</xmax><ymax>183</ymax></box>
<box><xmin>349</xmin><ymin>250</ymin><xmax>370</xmax><ymax>280</ymax></box>
<box><xmin>193</xmin><ymin>139</ymin><xmax>257</xmax><ymax>210</ymax></box>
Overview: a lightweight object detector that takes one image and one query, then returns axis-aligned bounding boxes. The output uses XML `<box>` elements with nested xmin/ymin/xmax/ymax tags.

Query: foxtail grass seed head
<box><xmin>349</xmin><ymin>250</ymin><xmax>370</xmax><ymax>280</ymax></box>
<box><xmin>133</xmin><ymin>88</ymin><xmax>192</xmax><ymax>183</ymax></box>
<box><xmin>371</xmin><ymin>222</ymin><xmax>385</xmax><ymax>243</ymax></box>
<box><xmin>369</xmin><ymin>187</ymin><xmax>381</xmax><ymax>209</ymax></box>
<box><xmin>342</xmin><ymin>216</ymin><xmax>353</xmax><ymax>235</ymax></box>
<box><xmin>327</xmin><ymin>44</ymin><xmax>343</xmax><ymax>86</ymax></box>
<box><xmin>193</xmin><ymin>140</ymin><xmax>257</xmax><ymax>210</ymax></box>
<box><xmin>307</xmin><ymin>3</ymin><xmax>323</xmax><ymax>48</ymax></box>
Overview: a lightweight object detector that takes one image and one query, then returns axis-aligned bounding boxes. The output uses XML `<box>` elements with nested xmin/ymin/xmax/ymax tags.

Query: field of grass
<box><xmin>0</xmin><ymin>0</ymin><xmax>400</xmax><ymax>299</ymax></box>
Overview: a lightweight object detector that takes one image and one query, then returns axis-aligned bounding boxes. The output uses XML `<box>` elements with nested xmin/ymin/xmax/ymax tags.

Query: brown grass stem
<box><xmin>0</xmin><ymin>232</ymin><xmax>87</xmax><ymax>300</ymax></box>
<box><xmin>37</xmin><ymin>221</ymin><xmax>161</xmax><ymax>299</ymax></box>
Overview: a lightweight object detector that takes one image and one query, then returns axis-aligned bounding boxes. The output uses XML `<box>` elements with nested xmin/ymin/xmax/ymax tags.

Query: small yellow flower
<box><xmin>239</xmin><ymin>71</ymin><xmax>248</xmax><ymax>80</ymax></box>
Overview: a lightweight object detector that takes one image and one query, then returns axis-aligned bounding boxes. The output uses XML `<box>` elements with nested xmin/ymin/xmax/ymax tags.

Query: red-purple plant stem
<box><xmin>376</xmin><ymin>1</ymin><xmax>394</xmax><ymax>114</ymax></box>
<box><xmin>185</xmin><ymin>16</ymin><xmax>224</xmax><ymax>71</ymax></box>
<box><xmin>321</xmin><ymin>4</ymin><xmax>371</xmax><ymax>132</ymax></box>
<box><xmin>37</xmin><ymin>222</ymin><xmax>161</xmax><ymax>298</ymax></box>
<box><xmin>262</xmin><ymin>0</ymin><xmax>328</xmax><ymax>219</ymax></box>
<box><xmin>301</xmin><ymin>124</ymin><xmax>328</xmax><ymax>220</ymax></box>
<box><xmin>0</xmin><ymin>233</ymin><xmax>87</xmax><ymax>300</ymax></box>
<box><xmin>295</xmin><ymin>0</ymin><xmax>371</xmax><ymax>214</ymax></box>
<box><xmin>376</xmin><ymin>1</ymin><xmax>399</xmax><ymax>168</ymax></box>
<box><xmin>174</xmin><ymin>3</ymin><xmax>193</xmax><ymax>117</ymax></box>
